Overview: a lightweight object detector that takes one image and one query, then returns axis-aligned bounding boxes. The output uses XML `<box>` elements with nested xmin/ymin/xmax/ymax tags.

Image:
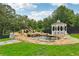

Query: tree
<box><xmin>39</xmin><ymin>5</ymin><xmax>78</xmax><ymax>33</ymax></box>
<box><xmin>52</xmin><ymin>5</ymin><xmax>75</xmax><ymax>27</ymax></box>
<box><xmin>0</xmin><ymin>3</ymin><xmax>15</xmax><ymax>35</ymax></box>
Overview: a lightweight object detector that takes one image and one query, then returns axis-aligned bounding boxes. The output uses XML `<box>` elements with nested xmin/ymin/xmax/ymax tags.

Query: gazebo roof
<box><xmin>52</xmin><ymin>20</ymin><xmax>66</xmax><ymax>25</ymax></box>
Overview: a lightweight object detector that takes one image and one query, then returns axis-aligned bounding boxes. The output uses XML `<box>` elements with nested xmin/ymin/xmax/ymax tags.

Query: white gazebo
<box><xmin>51</xmin><ymin>20</ymin><xmax>67</xmax><ymax>36</ymax></box>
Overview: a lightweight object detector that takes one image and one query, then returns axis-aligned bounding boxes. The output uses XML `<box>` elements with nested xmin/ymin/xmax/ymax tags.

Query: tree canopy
<box><xmin>0</xmin><ymin>4</ymin><xmax>79</xmax><ymax>36</ymax></box>
<box><xmin>37</xmin><ymin>5</ymin><xmax>79</xmax><ymax>33</ymax></box>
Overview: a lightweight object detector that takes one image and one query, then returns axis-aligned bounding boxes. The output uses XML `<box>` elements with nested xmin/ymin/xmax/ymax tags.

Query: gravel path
<box><xmin>26</xmin><ymin>35</ymin><xmax>79</xmax><ymax>45</ymax></box>
<box><xmin>0</xmin><ymin>40</ymin><xmax>20</xmax><ymax>46</ymax></box>
<box><xmin>0</xmin><ymin>34</ymin><xmax>78</xmax><ymax>46</ymax></box>
<box><xmin>65</xmin><ymin>35</ymin><xmax>79</xmax><ymax>43</ymax></box>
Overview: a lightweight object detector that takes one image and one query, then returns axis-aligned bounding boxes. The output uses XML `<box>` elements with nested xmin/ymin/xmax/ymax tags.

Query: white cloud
<box><xmin>7</xmin><ymin>3</ymin><xmax>37</xmax><ymax>10</ymax></box>
<box><xmin>28</xmin><ymin>10</ymin><xmax>53</xmax><ymax>21</ymax></box>
<box><xmin>6</xmin><ymin>3</ymin><xmax>53</xmax><ymax>21</ymax></box>
<box><xmin>51</xmin><ymin>3</ymin><xmax>67</xmax><ymax>7</ymax></box>
<box><xmin>71</xmin><ymin>3</ymin><xmax>79</xmax><ymax>5</ymax></box>
<box><xmin>74</xmin><ymin>11</ymin><xmax>79</xmax><ymax>14</ymax></box>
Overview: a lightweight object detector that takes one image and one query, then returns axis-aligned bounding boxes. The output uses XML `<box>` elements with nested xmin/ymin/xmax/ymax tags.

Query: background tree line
<box><xmin>37</xmin><ymin>5</ymin><xmax>79</xmax><ymax>34</ymax></box>
<box><xmin>0</xmin><ymin>3</ymin><xmax>79</xmax><ymax>36</ymax></box>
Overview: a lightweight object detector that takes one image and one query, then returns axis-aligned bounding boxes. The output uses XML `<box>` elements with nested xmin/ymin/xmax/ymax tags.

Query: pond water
<box><xmin>32</xmin><ymin>36</ymin><xmax>58</xmax><ymax>40</ymax></box>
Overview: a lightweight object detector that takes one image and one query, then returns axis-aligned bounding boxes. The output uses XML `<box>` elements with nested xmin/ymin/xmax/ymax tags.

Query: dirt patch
<box><xmin>25</xmin><ymin>38</ymin><xmax>79</xmax><ymax>45</ymax></box>
<box><xmin>14</xmin><ymin>32</ymin><xmax>79</xmax><ymax>45</ymax></box>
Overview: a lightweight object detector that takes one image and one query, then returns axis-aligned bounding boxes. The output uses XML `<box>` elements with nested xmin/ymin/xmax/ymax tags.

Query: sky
<box><xmin>7</xmin><ymin>3</ymin><xmax>79</xmax><ymax>21</ymax></box>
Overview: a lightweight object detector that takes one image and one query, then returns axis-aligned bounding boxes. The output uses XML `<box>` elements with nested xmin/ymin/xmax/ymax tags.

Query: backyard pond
<box><xmin>31</xmin><ymin>36</ymin><xmax>59</xmax><ymax>41</ymax></box>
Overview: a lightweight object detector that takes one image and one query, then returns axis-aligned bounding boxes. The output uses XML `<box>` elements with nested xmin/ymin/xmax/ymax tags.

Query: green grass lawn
<box><xmin>0</xmin><ymin>38</ymin><xmax>10</xmax><ymax>42</ymax></box>
<box><xmin>0</xmin><ymin>34</ymin><xmax>79</xmax><ymax>56</ymax></box>
<box><xmin>70</xmin><ymin>34</ymin><xmax>79</xmax><ymax>39</ymax></box>
<box><xmin>0</xmin><ymin>42</ymin><xmax>79</xmax><ymax>56</ymax></box>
